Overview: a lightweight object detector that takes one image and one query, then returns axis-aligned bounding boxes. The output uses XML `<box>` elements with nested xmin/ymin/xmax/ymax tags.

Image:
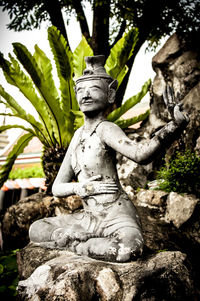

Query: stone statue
<box><xmin>29</xmin><ymin>55</ymin><xmax>189</xmax><ymax>262</ymax></box>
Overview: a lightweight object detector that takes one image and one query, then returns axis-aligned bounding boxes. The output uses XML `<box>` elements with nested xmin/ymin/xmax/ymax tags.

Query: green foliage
<box><xmin>105</xmin><ymin>28</ymin><xmax>139</xmax><ymax>86</ymax></box>
<box><xmin>8</xmin><ymin>166</ymin><xmax>45</xmax><ymax>179</ymax></box>
<box><xmin>0</xmin><ymin>26</ymin><xmax>150</xmax><ymax>188</ymax></box>
<box><xmin>156</xmin><ymin>150</ymin><xmax>200</xmax><ymax>197</ymax></box>
<box><xmin>107</xmin><ymin>79</ymin><xmax>151</xmax><ymax>126</ymax></box>
<box><xmin>0</xmin><ymin>249</ymin><xmax>19</xmax><ymax>300</ymax></box>
<box><xmin>0</xmin><ymin>133</ymin><xmax>34</xmax><ymax>188</ymax></box>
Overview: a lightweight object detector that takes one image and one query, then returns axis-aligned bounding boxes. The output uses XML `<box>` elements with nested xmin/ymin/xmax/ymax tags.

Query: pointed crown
<box><xmin>76</xmin><ymin>55</ymin><xmax>118</xmax><ymax>90</ymax></box>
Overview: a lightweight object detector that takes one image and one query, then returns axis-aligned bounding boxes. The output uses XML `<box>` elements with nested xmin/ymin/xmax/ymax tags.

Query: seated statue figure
<box><xmin>29</xmin><ymin>55</ymin><xmax>189</xmax><ymax>262</ymax></box>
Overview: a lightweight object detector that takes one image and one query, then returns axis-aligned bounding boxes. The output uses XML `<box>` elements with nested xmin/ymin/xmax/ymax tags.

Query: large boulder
<box><xmin>132</xmin><ymin>189</ymin><xmax>200</xmax><ymax>293</ymax></box>
<box><xmin>17</xmin><ymin>244</ymin><xmax>195</xmax><ymax>301</ymax></box>
<box><xmin>117</xmin><ymin>33</ymin><xmax>200</xmax><ymax>190</ymax></box>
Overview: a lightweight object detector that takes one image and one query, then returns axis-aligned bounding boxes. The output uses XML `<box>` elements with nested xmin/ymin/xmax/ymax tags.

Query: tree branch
<box><xmin>92</xmin><ymin>0</ymin><xmax>110</xmax><ymax>57</ymax></box>
<box><xmin>110</xmin><ymin>20</ymin><xmax>126</xmax><ymax>49</ymax></box>
<box><xmin>72</xmin><ymin>0</ymin><xmax>91</xmax><ymax>41</ymax></box>
<box><xmin>43</xmin><ymin>0</ymin><xmax>70</xmax><ymax>48</ymax></box>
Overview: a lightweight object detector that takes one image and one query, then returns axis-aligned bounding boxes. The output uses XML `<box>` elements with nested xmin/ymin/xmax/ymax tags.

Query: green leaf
<box><xmin>33</xmin><ymin>44</ymin><xmax>59</xmax><ymax>102</ymax></box>
<box><xmin>12</xmin><ymin>42</ymin><xmax>66</xmax><ymax>146</ymax></box>
<box><xmin>70</xmin><ymin>110</ymin><xmax>84</xmax><ymax>130</ymax></box>
<box><xmin>107</xmin><ymin>79</ymin><xmax>151</xmax><ymax>122</ymax></box>
<box><xmin>115</xmin><ymin>109</ymin><xmax>150</xmax><ymax>129</ymax></box>
<box><xmin>0</xmin><ymin>84</ymin><xmax>51</xmax><ymax>147</ymax></box>
<box><xmin>0</xmin><ymin>52</ymin><xmax>55</xmax><ymax>145</ymax></box>
<box><xmin>105</xmin><ymin>28</ymin><xmax>139</xmax><ymax>86</ymax></box>
<box><xmin>48</xmin><ymin>26</ymin><xmax>79</xmax><ymax>113</ymax></box>
<box><xmin>0</xmin><ymin>264</ymin><xmax>4</xmax><ymax>274</ymax></box>
<box><xmin>73</xmin><ymin>36</ymin><xmax>93</xmax><ymax>80</ymax></box>
<box><xmin>0</xmin><ymin>124</ymin><xmax>35</xmax><ymax>135</ymax></box>
<box><xmin>0</xmin><ymin>133</ymin><xmax>34</xmax><ymax>189</ymax></box>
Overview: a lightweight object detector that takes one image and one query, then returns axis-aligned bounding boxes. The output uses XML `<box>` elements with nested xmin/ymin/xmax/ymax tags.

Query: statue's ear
<box><xmin>108</xmin><ymin>80</ymin><xmax>118</xmax><ymax>104</ymax></box>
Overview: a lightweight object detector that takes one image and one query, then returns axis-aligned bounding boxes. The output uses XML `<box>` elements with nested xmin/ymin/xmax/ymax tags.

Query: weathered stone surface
<box><xmin>165</xmin><ymin>192</ymin><xmax>198</xmax><ymax>228</ymax></box>
<box><xmin>117</xmin><ymin>33</ymin><xmax>200</xmax><ymax>190</ymax></box>
<box><xmin>2</xmin><ymin>192</ymin><xmax>82</xmax><ymax>249</ymax></box>
<box><xmin>132</xmin><ymin>189</ymin><xmax>200</xmax><ymax>250</ymax></box>
<box><xmin>131</xmin><ymin>189</ymin><xmax>200</xmax><ymax>294</ymax></box>
<box><xmin>17</xmin><ymin>244</ymin><xmax>195</xmax><ymax>301</ymax></box>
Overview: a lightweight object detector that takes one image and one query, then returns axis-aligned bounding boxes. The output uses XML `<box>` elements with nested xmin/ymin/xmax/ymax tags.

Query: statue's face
<box><xmin>76</xmin><ymin>79</ymin><xmax>108</xmax><ymax>113</ymax></box>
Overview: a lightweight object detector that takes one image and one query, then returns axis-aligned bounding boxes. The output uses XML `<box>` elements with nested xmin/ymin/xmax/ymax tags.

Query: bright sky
<box><xmin>0</xmin><ymin>4</ymin><xmax>166</xmax><ymax>142</ymax></box>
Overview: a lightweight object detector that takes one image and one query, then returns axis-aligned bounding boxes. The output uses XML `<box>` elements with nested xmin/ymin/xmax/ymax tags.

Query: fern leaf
<box><xmin>107</xmin><ymin>79</ymin><xmax>151</xmax><ymax>122</ymax></box>
<box><xmin>48</xmin><ymin>26</ymin><xmax>79</xmax><ymax>115</ymax></box>
<box><xmin>0</xmin><ymin>53</ymin><xmax>55</xmax><ymax>145</ymax></box>
<box><xmin>73</xmin><ymin>36</ymin><xmax>93</xmax><ymax>80</ymax></box>
<box><xmin>33</xmin><ymin>45</ymin><xmax>59</xmax><ymax>102</ymax></box>
<box><xmin>115</xmin><ymin>109</ymin><xmax>150</xmax><ymax>129</ymax></box>
<box><xmin>0</xmin><ymin>84</ymin><xmax>51</xmax><ymax>147</ymax></box>
<box><xmin>105</xmin><ymin>28</ymin><xmax>139</xmax><ymax>86</ymax></box>
<box><xmin>12</xmin><ymin>42</ymin><xmax>66</xmax><ymax>146</ymax></box>
<box><xmin>0</xmin><ymin>124</ymin><xmax>35</xmax><ymax>134</ymax></box>
<box><xmin>0</xmin><ymin>133</ymin><xmax>34</xmax><ymax>188</ymax></box>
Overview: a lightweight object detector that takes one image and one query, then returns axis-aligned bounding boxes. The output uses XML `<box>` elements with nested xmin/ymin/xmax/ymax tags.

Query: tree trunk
<box><xmin>91</xmin><ymin>0</ymin><xmax>110</xmax><ymax>57</ymax></box>
<box><xmin>43</xmin><ymin>0</ymin><xmax>70</xmax><ymax>47</ymax></box>
<box><xmin>72</xmin><ymin>0</ymin><xmax>91</xmax><ymax>41</ymax></box>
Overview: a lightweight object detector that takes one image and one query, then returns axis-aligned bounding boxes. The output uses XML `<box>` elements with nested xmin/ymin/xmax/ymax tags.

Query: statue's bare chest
<box><xmin>71</xmin><ymin>130</ymin><xmax>115</xmax><ymax>178</ymax></box>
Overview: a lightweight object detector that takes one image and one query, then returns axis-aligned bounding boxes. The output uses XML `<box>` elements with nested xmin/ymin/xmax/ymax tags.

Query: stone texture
<box><xmin>17</xmin><ymin>244</ymin><xmax>195</xmax><ymax>301</ymax></box>
<box><xmin>2</xmin><ymin>192</ymin><xmax>82</xmax><ymax>249</ymax></box>
<box><xmin>132</xmin><ymin>189</ymin><xmax>200</xmax><ymax>294</ymax></box>
<box><xmin>165</xmin><ymin>192</ymin><xmax>198</xmax><ymax>228</ymax></box>
<box><xmin>117</xmin><ymin>33</ymin><xmax>200</xmax><ymax>190</ymax></box>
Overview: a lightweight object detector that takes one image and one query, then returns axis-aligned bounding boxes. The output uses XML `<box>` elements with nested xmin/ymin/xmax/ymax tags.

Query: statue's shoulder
<box><xmin>98</xmin><ymin>120</ymin><xmax>119</xmax><ymax>132</ymax></box>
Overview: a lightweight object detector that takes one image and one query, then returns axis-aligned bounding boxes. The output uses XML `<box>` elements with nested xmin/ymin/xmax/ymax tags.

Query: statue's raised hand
<box><xmin>75</xmin><ymin>175</ymin><xmax>118</xmax><ymax>198</ymax></box>
<box><xmin>163</xmin><ymin>85</ymin><xmax>189</xmax><ymax>126</ymax></box>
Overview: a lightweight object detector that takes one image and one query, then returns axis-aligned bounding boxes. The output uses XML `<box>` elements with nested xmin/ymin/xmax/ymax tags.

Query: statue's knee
<box><xmin>29</xmin><ymin>220</ymin><xmax>41</xmax><ymax>242</ymax></box>
<box><xmin>29</xmin><ymin>219</ymin><xmax>53</xmax><ymax>242</ymax></box>
<box><xmin>115</xmin><ymin>227</ymin><xmax>144</xmax><ymax>262</ymax></box>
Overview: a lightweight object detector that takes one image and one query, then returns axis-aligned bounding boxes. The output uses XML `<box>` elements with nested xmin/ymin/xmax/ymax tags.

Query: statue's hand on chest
<box><xmin>75</xmin><ymin>175</ymin><xmax>118</xmax><ymax>198</ymax></box>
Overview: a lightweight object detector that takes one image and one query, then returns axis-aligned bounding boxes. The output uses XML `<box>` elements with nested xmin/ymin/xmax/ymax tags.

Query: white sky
<box><xmin>0</xmin><ymin>4</ymin><xmax>166</xmax><ymax>142</ymax></box>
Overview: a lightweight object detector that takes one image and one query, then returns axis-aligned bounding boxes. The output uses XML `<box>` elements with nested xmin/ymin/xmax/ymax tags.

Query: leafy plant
<box><xmin>156</xmin><ymin>150</ymin><xmax>200</xmax><ymax>197</ymax></box>
<box><xmin>0</xmin><ymin>249</ymin><xmax>19</xmax><ymax>299</ymax></box>
<box><xmin>0</xmin><ymin>26</ymin><xmax>150</xmax><ymax>191</ymax></box>
<box><xmin>8</xmin><ymin>166</ymin><xmax>44</xmax><ymax>180</ymax></box>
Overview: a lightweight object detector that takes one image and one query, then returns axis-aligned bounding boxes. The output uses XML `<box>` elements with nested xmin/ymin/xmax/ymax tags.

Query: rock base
<box><xmin>17</xmin><ymin>244</ymin><xmax>195</xmax><ymax>301</ymax></box>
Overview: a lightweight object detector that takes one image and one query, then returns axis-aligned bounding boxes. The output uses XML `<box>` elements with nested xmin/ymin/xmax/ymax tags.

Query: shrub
<box><xmin>0</xmin><ymin>249</ymin><xmax>19</xmax><ymax>299</ymax></box>
<box><xmin>8</xmin><ymin>166</ymin><xmax>45</xmax><ymax>179</ymax></box>
<box><xmin>156</xmin><ymin>150</ymin><xmax>200</xmax><ymax>197</ymax></box>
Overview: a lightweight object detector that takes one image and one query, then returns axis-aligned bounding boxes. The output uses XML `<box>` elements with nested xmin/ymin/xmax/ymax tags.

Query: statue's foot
<box><xmin>51</xmin><ymin>227</ymin><xmax>95</xmax><ymax>248</ymax></box>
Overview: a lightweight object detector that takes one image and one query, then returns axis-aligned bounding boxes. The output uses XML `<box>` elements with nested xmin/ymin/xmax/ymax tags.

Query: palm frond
<box><xmin>48</xmin><ymin>26</ymin><xmax>79</xmax><ymax>114</ymax></box>
<box><xmin>0</xmin><ymin>133</ymin><xmax>34</xmax><ymax>188</ymax></box>
<box><xmin>12</xmin><ymin>42</ymin><xmax>66</xmax><ymax>146</ymax></box>
<box><xmin>73</xmin><ymin>36</ymin><xmax>93</xmax><ymax>80</ymax></box>
<box><xmin>0</xmin><ymin>84</ymin><xmax>51</xmax><ymax>146</ymax></box>
<box><xmin>107</xmin><ymin>79</ymin><xmax>151</xmax><ymax>122</ymax></box>
<box><xmin>105</xmin><ymin>28</ymin><xmax>139</xmax><ymax>87</ymax></box>
<box><xmin>115</xmin><ymin>109</ymin><xmax>150</xmax><ymax>129</ymax></box>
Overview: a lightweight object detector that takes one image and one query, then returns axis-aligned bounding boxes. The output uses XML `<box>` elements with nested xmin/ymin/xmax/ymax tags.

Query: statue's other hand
<box><xmin>163</xmin><ymin>85</ymin><xmax>190</xmax><ymax>126</ymax></box>
<box><xmin>76</xmin><ymin>175</ymin><xmax>118</xmax><ymax>197</ymax></box>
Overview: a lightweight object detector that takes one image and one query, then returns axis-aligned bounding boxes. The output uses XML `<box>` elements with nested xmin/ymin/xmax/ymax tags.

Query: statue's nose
<box><xmin>83</xmin><ymin>88</ymin><xmax>90</xmax><ymax>99</ymax></box>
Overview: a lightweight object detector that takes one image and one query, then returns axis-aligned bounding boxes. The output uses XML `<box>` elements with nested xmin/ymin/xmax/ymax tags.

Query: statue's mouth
<box><xmin>82</xmin><ymin>99</ymin><xmax>93</xmax><ymax>104</ymax></box>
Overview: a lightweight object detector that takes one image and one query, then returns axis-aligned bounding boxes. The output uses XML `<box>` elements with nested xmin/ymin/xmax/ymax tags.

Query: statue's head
<box><xmin>75</xmin><ymin>55</ymin><xmax>118</xmax><ymax>114</ymax></box>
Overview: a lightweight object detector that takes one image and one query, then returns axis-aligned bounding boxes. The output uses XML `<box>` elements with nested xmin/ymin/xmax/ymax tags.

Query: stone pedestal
<box><xmin>17</xmin><ymin>243</ymin><xmax>195</xmax><ymax>301</ymax></box>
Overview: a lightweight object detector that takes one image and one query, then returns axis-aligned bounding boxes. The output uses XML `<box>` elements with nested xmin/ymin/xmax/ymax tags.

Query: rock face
<box><xmin>2</xmin><ymin>192</ymin><xmax>82</xmax><ymax>249</ymax></box>
<box><xmin>132</xmin><ymin>189</ymin><xmax>200</xmax><ymax>295</ymax></box>
<box><xmin>117</xmin><ymin>32</ymin><xmax>200</xmax><ymax>190</ymax></box>
<box><xmin>17</xmin><ymin>244</ymin><xmax>195</xmax><ymax>301</ymax></box>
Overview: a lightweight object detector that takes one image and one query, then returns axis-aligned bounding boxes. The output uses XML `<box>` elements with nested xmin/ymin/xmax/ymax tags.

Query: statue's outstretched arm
<box><xmin>100</xmin><ymin>86</ymin><xmax>189</xmax><ymax>165</ymax></box>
